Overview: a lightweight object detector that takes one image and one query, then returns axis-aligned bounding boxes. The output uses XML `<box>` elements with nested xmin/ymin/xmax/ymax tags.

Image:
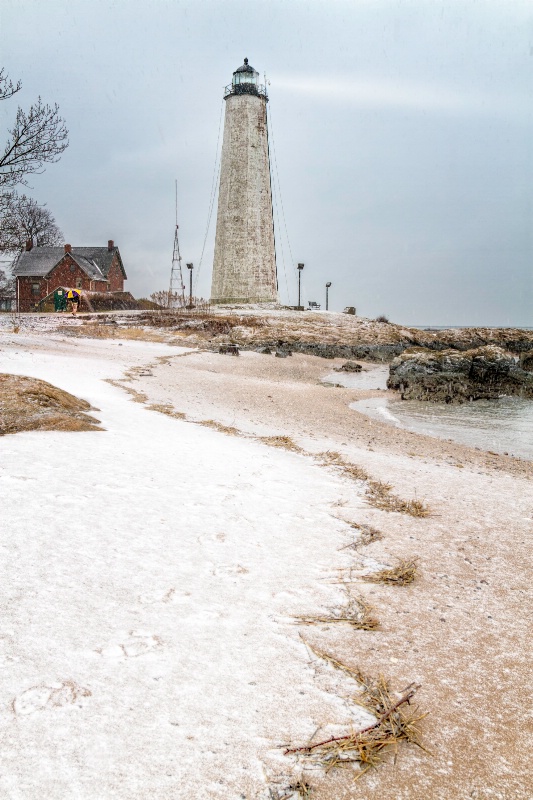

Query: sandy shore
<box><xmin>1</xmin><ymin>329</ymin><xmax>532</xmax><ymax>799</ymax></box>
<box><xmin>126</xmin><ymin>347</ymin><xmax>532</xmax><ymax>799</ymax></box>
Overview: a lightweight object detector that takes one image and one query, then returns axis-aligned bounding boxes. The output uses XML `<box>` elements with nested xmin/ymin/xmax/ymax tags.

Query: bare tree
<box><xmin>0</xmin><ymin>69</ymin><xmax>68</xmax><ymax>189</ymax></box>
<box><xmin>0</xmin><ymin>264</ymin><xmax>15</xmax><ymax>301</ymax></box>
<box><xmin>0</xmin><ymin>192</ymin><xmax>63</xmax><ymax>251</ymax></box>
<box><xmin>150</xmin><ymin>290</ymin><xmax>184</xmax><ymax>309</ymax></box>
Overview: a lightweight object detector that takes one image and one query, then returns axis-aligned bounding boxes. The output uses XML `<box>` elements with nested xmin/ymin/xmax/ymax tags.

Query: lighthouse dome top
<box><xmin>234</xmin><ymin>58</ymin><xmax>258</xmax><ymax>76</ymax></box>
<box><xmin>225</xmin><ymin>58</ymin><xmax>267</xmax><ymax>99</ymax></box>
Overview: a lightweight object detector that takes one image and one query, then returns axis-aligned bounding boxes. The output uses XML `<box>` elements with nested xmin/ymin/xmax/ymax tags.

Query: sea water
<box><xmin>324</xmin><ymin>367</ymin><xmax>533</xmax><ymax>461</ymax></box>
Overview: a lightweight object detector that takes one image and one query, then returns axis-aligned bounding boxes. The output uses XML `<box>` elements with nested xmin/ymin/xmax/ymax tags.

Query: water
<box><xmin>351</xmin><ymin>396</ymin><xmax>533</xmax><ymax>461</ymax></box>
<box><xmin>323</xmin><ymin>367</ymin><xmax>389</xmax><ymax>391</ymax></box>
<box><xmin>322</xmin><ymin>366</ymin><xmax>533</xmax><ymax>460</ymax></box>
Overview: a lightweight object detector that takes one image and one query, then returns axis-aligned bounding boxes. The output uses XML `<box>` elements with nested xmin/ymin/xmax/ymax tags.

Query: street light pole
<box><xmin>297</xmin><ymin>263</ymin><xmax>304</xmax><ymax>309</ymax></box>
<box><xmin>186</xmin><ymin>263</ymin><xmax>194</xmax><ymax>309</ymax></box>
<box><xmin>325</xmin><ymin>281</ymin><xmax>332</xmax><ymax>311</ymax></box>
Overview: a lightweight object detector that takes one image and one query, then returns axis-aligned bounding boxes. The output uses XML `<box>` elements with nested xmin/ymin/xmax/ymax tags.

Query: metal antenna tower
<box><xmin>168</xmin><ymin>180</ymin><xmax>185</xmax><ymax>307</ymax></box>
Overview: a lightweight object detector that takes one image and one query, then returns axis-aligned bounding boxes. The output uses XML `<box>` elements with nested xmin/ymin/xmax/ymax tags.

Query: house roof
<box><xmin>13</xmin><ymin>246</ymin><xmax>127</xmax><ymax>281</ymax></box>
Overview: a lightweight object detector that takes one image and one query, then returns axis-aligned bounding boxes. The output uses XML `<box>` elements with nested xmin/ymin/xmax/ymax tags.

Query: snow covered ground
<box><xmin>0</xmin><ymin>335</ymin><xmax>371</xmax><ymax>799</ymax></box>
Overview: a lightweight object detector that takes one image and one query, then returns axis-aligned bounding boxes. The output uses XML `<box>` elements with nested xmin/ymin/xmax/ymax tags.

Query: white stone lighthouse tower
<box><xmin>211</xmin><ymin>59</ymin><xmax>278</xmax><ymax>304</ymax></box>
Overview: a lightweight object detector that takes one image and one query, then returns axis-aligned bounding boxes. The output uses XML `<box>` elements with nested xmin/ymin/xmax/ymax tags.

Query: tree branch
<box><xmin>284</xmin><ymin>683</ymin><xmax>421</xmax><ymax>755</ymax></box>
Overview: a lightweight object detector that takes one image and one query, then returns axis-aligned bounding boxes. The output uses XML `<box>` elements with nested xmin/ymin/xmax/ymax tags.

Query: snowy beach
<box><xmin>1</xmin><ymin>326</ymin><xmax>532</xmax><ymax>799</ymax></box>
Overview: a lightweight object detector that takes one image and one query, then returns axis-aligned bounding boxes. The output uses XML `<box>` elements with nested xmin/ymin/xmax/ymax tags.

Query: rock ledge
<box><xmin>387</xmin><ymin>345</ymin><xmax>533</xmax><ymax>403</ymax></box>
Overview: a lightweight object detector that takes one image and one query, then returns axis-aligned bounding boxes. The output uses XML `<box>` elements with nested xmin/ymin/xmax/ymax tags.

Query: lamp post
<box><xmin>297</xmin><ymin>263</ymin><xmax>304</xmax><ymax>309</ymax></box>
<box><xmin>325</xmin><ymin>281</ymin><xmax>332</xmax><ymax>311</ymax></box>
<box><xmin>186</xmin><ymin>263</ymin><xmax>194</xmax><ymax>309</ymax></box>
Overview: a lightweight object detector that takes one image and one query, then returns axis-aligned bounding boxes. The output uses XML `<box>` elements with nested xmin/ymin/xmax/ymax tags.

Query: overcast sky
<box><xmin>1</xmin><ymin>0</ymin><xmax>531</xmax><ymax>325</ymax></box>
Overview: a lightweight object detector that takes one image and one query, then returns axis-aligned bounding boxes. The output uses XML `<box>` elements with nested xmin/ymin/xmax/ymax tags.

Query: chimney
<box><xmin>25</xmin><ymin>239</ymin><xmax>33</xmax><ymax>252</ymax></box>
<box><xmin>64</xmin><ymin>243</ymin><xmax>72</xmax><ymax>253</ymax></box>
<box><xmin>108</xmin><ymin>239</ymin><xmax>114</xmax><ymax>251</ymax></box>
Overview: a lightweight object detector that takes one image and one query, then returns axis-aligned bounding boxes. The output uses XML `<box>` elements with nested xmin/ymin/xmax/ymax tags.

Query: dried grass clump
<box><xmin>197</xmin><ymin>419</ymin><xmax>242</xmax><ymax>436</ymax></box>
<box><xmin>147</xmin><ymin>403</ymin><xmax>187</xmax><ymax>420</ymax></box>
<box><xmin>316</xmin><ymin>451</ymin><xmax>369</xmax><ymax>482</ymax></box>
<box><xmin>362</xmin><ymin>557</ymin><xmax>419</xmax><ymax>586</ymax></box>
<box><xmin>74</xmin><ymin>323</ymin><xmax>168</xmax><ymax>342</ymax></box>
<box><xmin>105</xmin><ymin>379</ymin><xmax>148</xmax><ymax>404</ymax></box>
<box><xmin>317</xmin><ymin>452</ymin><xmax>429</xmax><ymax>517</ymax></box>
<box><xmin>259</xmin><ymin>435</ymin><xmax>303</xmax><ymax>453</ymax></box>
<box><xmin>269</xmin><ymin>781</ymin><xmax>312</xmax><ymax>799</ymax></box>
<box><xmin>348</xmin><ymin>523</ymin><xmax>384</xmax><ymax>547</ymax></box>
<box><xmin>136</xmin><ymin>311</ymin><xmax>265</xmax><ymax>336</ymax></box>
<box><xmin>0</xmin><ymin>374</ymin><xmax>102</xmax><ymax>435</ymax></box>
<box><xmin>296</xmin><ymin>594</ymin><xmax>379</xmax><ymax>630</ymax></box>
<box><xmin>366</xmin><ymin>480</ymin><xmax>430</xmax><ymax>517</ymax></box>
<box><xmin>286</xmin><ymin>644</ymin><xmax>427</xmax><ymax>780</ymax></box>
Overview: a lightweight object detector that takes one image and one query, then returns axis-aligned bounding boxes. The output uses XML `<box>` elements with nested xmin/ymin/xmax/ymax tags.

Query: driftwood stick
<box><xmin>284</xmin><ymin>683</ymin><xmax>420</xmax><ymax>755</ymax></box>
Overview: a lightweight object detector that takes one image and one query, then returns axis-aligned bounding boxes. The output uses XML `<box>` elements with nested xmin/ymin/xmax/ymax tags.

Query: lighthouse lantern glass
<box><xmin>233</xmin><ymin>69</ymin><xmax>258</xmax><ymax>87</ymax></box>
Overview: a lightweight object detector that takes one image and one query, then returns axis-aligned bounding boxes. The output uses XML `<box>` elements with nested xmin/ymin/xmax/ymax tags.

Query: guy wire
<box><xmin>194</xmin><ymin>98</ymin><xmax>224</xmax><ymax>293</ymax></box>
<box><xmin>267</xmin><ymin>102</ymin><xmax>298</xmax><ymax>304</ymax></box>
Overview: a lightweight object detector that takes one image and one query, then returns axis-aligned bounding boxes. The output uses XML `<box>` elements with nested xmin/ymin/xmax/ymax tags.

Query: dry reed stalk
<box><xmin>362</xmin><ymin>557</ymin><xmax>419</xmax><ymax>586</ymax></box>
<box><xmin>259</xmin><ymin>435</ymin><xmax>303</xmax><ymax>453</ymax></box>
<box><xmin>296</xmin><ymin>595</ymin><xmax>379</xmax><ymax>630</ymax></box>
<box><xmin>287</xmin><ymin>642</ymin><xmax>427</xmax><ymax>780</ymax></box>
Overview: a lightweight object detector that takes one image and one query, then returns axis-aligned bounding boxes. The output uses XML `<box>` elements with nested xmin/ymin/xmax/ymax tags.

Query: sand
<box><xmin>126</xmin><ymin>347</ymin><xmax>533</xmax><ymax>799</ymax></box>
<box><xmin>1</xmin><ymin>324</ymin><xmax>531</xmax><ymax>799</ymax></box>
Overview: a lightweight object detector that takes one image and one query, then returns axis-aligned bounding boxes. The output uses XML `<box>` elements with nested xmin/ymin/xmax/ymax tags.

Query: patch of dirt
<box><xmin>0</xmin><ymin>374</ymin><xmax>102</xmax><ymax>435</ymax></box>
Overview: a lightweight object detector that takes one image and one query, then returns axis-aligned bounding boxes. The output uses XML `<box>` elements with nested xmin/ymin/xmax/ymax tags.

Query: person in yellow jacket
<box><xmin>66</xmin><ymin>289</ymin><xmax>80</xmax><ymax>315</ymax></box>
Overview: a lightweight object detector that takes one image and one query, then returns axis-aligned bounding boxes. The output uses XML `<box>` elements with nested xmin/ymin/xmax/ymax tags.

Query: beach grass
<box><xmin>362</xmin><ymin>557</ymin><xmax>419</xmax><ymax>586</ymax></box>
<box><xmin>0</xmin><ymin>374</ymin><xmax>102</xmax><ymax>435</ymax></box>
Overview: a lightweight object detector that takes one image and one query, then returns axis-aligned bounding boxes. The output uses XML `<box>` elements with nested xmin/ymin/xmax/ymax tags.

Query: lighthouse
<box><xmin>211</xmin><ymin>59</ymin><xmax>278</xmax><ymax>305</ymax></box>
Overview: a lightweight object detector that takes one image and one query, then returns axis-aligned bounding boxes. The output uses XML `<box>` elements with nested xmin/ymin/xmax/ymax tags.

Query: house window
<box><xmin>70</xmin><ymin>263</ymin><xmax>75</xmax><ymax>273</ymax></box>
<box><xmin>32</xmin><ymin>282</ymin><xmax>40</xmax><ymax>296</ymax></box>
<box><xmin>76</xmin><ymin>278</ymin><xmax>83</xmax><ymax>289</ymax></box>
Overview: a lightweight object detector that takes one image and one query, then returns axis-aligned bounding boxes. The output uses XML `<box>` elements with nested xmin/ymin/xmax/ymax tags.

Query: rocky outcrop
<box><xmin>335</xmin><ymin>361</ymin><xmax>362</xmax><ymax>372</ymax></box>
<box><xmin>520</xmin><ymin>352</ymin><xmax>533</xmax><ymax>371</ymax></box>
<box><xmin>387</xmin><ymin>345</ymin><xmax>533</xmax><ymax>403</ymax></box>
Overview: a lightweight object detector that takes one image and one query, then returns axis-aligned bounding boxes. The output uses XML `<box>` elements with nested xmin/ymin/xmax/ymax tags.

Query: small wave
<box><xmin>351</xmin><ymin>395</ymin><xmax>533</xmax><ymax>461</ymax></box>
<box><xmin>376</xmin><ymin>406</ymin><xmax>401</xmax><ymax>424</ymax></box>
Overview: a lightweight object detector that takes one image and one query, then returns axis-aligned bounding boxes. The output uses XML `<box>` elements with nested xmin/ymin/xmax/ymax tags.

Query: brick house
<box><xmin>13</xmin><ymin>240</ymin><xmax>127</xmax><ymax>312</ymax></box>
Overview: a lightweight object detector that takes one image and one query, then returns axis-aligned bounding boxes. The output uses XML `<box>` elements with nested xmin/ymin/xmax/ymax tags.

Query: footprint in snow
<box><xmin>212</xmin><ymin>563</ymin><xmax>250</xmax><ymax>576</ymax></box>
<box><xmin>138</xmin><ymin>588</ymin><xmax>176</xmax><ymax>604</ymax></box>
<box><xmin>97</xmin><ymin>631</ymin><xmax>163</xmax><ymax>659</ymax></box>
<box><xmin>196</xmin><ymin>531</ymin><xmax>227</xmax><ymax>545</ymax></box>
<box><xmin>13</xmin><ymin>680</ymin><xmax>91</xmax><ymax>716</ymax></box>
